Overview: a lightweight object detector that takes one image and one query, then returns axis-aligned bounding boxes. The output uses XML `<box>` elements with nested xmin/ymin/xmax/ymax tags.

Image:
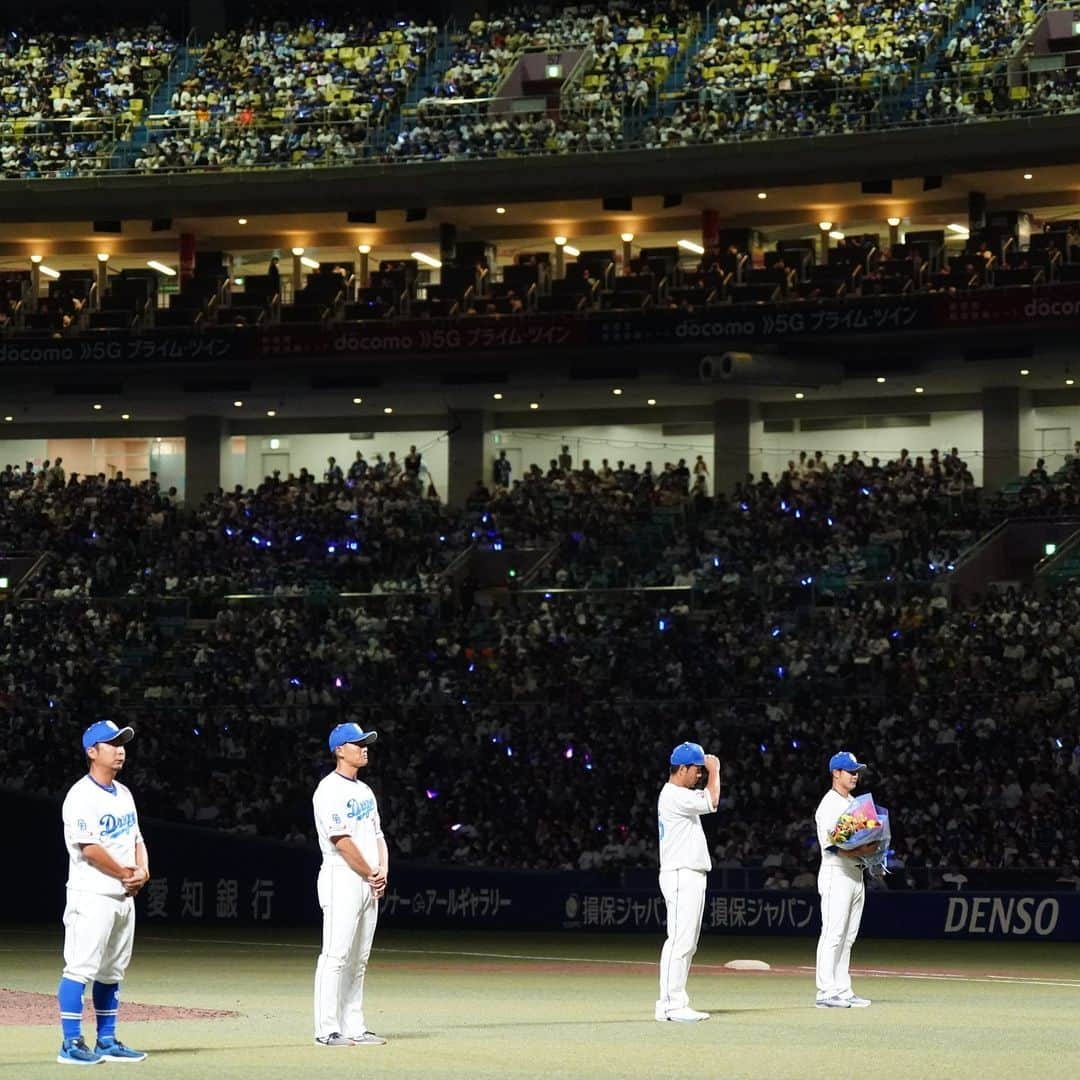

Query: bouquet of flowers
<box><xmin>827</xmin><ymin>792</ymin><xmax>891</xmax><ymax>877</ymax></box>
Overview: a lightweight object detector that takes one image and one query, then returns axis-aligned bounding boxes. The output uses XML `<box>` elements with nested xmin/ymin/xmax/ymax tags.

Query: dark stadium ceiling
<box><xmin>4</xmin><ymin>358</ymin><xmax>1080</xmax><ymax>432</ymax></box>
<box><xmin>1</xmin><ymin>164</ymin><xmax>1079</xmax><ymax>263</ymax></box>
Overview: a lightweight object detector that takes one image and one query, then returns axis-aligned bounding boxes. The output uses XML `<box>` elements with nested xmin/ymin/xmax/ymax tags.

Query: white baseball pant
<box><xmin>815</xmin><ymin>867</ymin><xmax>865</xmax><ymax>998</ymax></box>
<box><xmin>656</xmin><ymin>867</ymin><xmax>707</xmax><ymax>1015</ymax></box>
<box><xmin>62</xmin><ymin>890</ymin><xmax>135</xmax><ymax>985</ymax></box>
<box><xmin>313</xmin><ymin>864</ymin><xmax>379</xmax><ymax>1038</ymax></box>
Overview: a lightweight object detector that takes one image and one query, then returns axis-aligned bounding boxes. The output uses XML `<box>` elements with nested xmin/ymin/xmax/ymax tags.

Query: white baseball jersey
<box><xmin>657</xmin><ymin>783</ymin><xmax>715</xmax><ymax>872</ymax></box>
<box><xmin>313</xmin><ymin>772</ymin><xmax>383</xmax><ymax>869</ymax></box>
<box><xmin>815</xmin><ymin>789</ymin><xmax>862</xmax><ymax>879</ymax></box>
<box><xmin>62</xmin><ymin>775</ymin><xmax>143</xmax><ymax>899</ymax></box>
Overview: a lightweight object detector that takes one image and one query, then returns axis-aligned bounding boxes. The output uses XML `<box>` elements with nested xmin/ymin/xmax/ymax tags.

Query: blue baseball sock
<box><xmin>58</xmin><ymin>977</ymin><xmax>86</xmax><ymax>1040</ymax></box>
<box><xmin>92</xmin><ymin>982</ymin><xmax>120</xmax><ymax>1042</ymax></box>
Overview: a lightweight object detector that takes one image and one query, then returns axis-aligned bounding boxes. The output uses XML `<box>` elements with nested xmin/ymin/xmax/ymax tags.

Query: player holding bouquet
<box><xmin>813</xmin><ymin>751</ymin><xmax>887</xmax><ymax>1010</ymax></box>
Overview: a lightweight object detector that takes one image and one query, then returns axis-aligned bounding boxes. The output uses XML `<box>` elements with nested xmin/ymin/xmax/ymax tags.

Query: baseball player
<box><xmin>814</xmin><ymin>751</ymin><xmax>876</xmax><ymax>1009</ymax></box>
<box><xmin>312</xmin><ymin>722</ymin><xmax>389</xmax><ymax>1047</ymax></box>
<box><xmin>57</xmin><ymin>720</ymin><xmax>149</xmax><ymax>1065</ymax></box>
<box><xmin>655</xmin><ymin>741</ymin><xmax>720</xmax><ymax>1022</ymax></box>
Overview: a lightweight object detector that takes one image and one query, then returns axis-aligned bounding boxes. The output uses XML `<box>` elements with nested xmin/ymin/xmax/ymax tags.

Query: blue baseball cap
<box><xmin>829</xmin><ymin>751</ymin><xmax>867</xmax><ymax>773</ymax></box>
<box><xmin>329</xmin><ymin>722</ymin><xmax>378</xmax><ymax>751</ymax></box>
<box><xmin>82</xmin><ymin>720</ymin><xmax>134</xmax><ymax>751</ymax></box>
<box><xmin>670</xmin><ymin>741</ymin><xmax>706</xmax><ymax>767</ymax></box>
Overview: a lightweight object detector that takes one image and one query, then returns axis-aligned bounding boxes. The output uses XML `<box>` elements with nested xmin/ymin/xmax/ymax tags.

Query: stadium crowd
<box><xmin>0</xmin><ymin>23</ymin><xmax>177</xmax><ymax>178</ymax></box>
<box><xmin>2</xmin><ymin>2</ymin><xmax>1079</xmax><ymax>176</ymax></box>
<box><xmin>135</xmin><ymin>16</ymin><xmax>436</xmax><ymax>172</ymax></box>
<box><xmin>3</xmin><ymin>581</ymin><xmax>1080</xmax><ymax>883</ymax></box>
<box><xmin>1</xmin><ymin>436</ymin><xmax>1080</xmax><ymax>880</ymax></box>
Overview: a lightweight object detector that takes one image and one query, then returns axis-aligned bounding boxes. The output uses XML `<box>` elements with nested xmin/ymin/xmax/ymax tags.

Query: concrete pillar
<box><xmin>447</xmin><ymin>410</ymin><xmax>489</xmax><ymax>509</ymax></box>
<box><xmin>712</xmin><ymin>398</ymin><xmax>757</xmax><ymax>498</ymax></box>
<box><xmin>981</xmin><ymin>386</ymin><xmax>1022</xmax><ymax>493</ymax></box>
<box><xmin>95</xmin><ymin>254</ymin><xmax>109</xmax><ymax>310</ymax></box>
<box><xmin>183</xmin><ymin>415</ymin><xmax>226</xmax><ymax>508</ymax></box>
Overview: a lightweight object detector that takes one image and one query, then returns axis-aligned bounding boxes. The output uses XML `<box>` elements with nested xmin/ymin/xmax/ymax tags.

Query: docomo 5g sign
<box><xmin>944</xmin><ymin>896</ymin><xmax>1060</xmax><ymax>937</ymax></box>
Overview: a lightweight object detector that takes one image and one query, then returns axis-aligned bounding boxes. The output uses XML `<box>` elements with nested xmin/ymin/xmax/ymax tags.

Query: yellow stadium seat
<box><xmin>1009</xmin><ymin>85</ymin><xmax>1029</xmax><ymax>100</ymax></box>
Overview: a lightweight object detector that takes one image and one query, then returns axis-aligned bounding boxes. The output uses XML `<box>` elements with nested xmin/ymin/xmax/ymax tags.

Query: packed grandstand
<box><xmin>2</xmin><ymin>442</ymin><xmax>1079</xmax><ymax>885</ymax></box>
<box><xmin>0</xmin><ymin>0</ymin><xmax>1074</xmax><ymax>178</ymax></box>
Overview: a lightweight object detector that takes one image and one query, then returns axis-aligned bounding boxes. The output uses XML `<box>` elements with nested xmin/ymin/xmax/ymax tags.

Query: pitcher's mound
<box><xmin>0</xmin><ymin>988</ymin><xmax>236</xmax><ymax>1026</ymax></box>
<box><xmin>724</xmin><ymin>959</ymin><xmax>772</xmax><ymax>971</ymax></box>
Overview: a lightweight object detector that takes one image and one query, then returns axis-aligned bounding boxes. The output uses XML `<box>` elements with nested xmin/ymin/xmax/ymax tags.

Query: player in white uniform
<box><xmin>814</xmin><ymin>751</ymin><xmax>877</xmax><ymax>1009</ymax></box>
<box><xmin>655</xmin><ymin>741</ymin><xmax>721</xmax><ymax>1023</ymax></box>
<box><xmin>57</xmin><ymin>720</ymin><xmax>150</xmax><ymax>1065</ymax></box>
<box><xmin>312</xmin><ymin>722</ymin><xmax>389</xmax><ymax>1047</ymax></box>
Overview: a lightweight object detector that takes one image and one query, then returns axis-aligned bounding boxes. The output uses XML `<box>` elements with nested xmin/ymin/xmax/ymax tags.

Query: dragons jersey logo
<box><xmin>99</xmin><ymin>812</ymin><xmax>137</xmax><ymax>840</ymax></box>
<box><xmin>346</xmin><ymin>797</ymin><xmax>375</xmax><ymax>822</ymax></box>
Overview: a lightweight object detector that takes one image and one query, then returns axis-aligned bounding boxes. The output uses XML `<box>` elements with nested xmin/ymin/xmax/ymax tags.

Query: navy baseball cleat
<box><xmin>57</xmin><ymin>1037</ymin><xmax>104</xmax><ymax>1065</ymax></box>
<box><xmin>95</xmin><ymin>1037</ymin><xmax>147</xmax><ymax>1063</ymax></box>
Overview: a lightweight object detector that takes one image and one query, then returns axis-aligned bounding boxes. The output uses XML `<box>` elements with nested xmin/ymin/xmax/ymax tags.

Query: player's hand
<box><xmin>122</xmin><ymin>866</ymin><xmax>148</xmax><ymax>895</ymax></box>
<box><xmin>367</xmin><ymin>866</ymin><xmax>387</xmax><ymax>891</ymax></box>
<box><xmin>704</xmin><ymin>754</ymin><xmax>720</xmax><ymax>770</ymax></box>
<box><xmin>371</xmin><ymin>880</ymin><xmax>387</xmax><ymax>899</ymax></box>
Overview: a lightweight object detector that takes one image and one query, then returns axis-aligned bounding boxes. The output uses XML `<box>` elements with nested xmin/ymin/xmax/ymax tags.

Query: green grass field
<box><xmin>2</xmin><ymin>926</ymin><xmax>1079</xmax><ymax>1079</ymax></box>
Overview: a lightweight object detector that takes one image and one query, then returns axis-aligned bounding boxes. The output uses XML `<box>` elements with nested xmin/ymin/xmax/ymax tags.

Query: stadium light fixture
<box><xmin>757</xmin><ymin>192</ymin><xmax>767</xmax><ymax>200</ymax></box>
<box><xmin>352</xmin><ymin>397</ymin><xmax>363</xmax><ymax>405</ymax></box>
<box><xmin>492</xmin><ymin>392</ymin><xmax>503</xmax><ymax>400</ymax></box>
<box><xmin>563</xmin><ymin>245</ymin><xmax>580</xmax><ymax>257</ymax></box>
<box><xmin>39</xmin><ymin>265</ymin><xmax>60</xmax><ymax>280</ymax></box>
<box><xmin>677</xmin><ymin>239</ymin><xmax>704</xmax><ymax>255</ymax></box>
<box><xmin>553</xmin><ymin>236</ymin><xmax>567</xmax><ymax>246</ymax></box>
<box><xmin>1019</xmin><ymin>368</ymin><xmax>1031</xmax><ymax>376</ymax></box>
<box><xmin>29</xmin><ymin>254</ymin><xmax>42</xmax><ymax>264</ymax></box>
<box><xmin>529</xmin><ymin>402</ymin><xmax>540</xmax><ymax>410</ymax></box>
<box><xmin>237</xmin><ymin>218</ymin><xmax>248</xmax><ymax>225</ymax></box>
<box><xmin>96</xmin><ymin>252</ymin><xmax>110</xmax><ymax>263</ymax></box>
<box><xmin>357</xmin><ymin>244</ymin><xmax>371</xmax><ymax>254</ymax></box>
<box><xmin>233</xmin><ymin>400</ymin><xmax>243</xmax><ymax>408</ymax></box>
<box><xmin>647</xmin><ymin>398</ymin><xmax>657</xmax><ymax>406</ymax></box>
<box><xmin>887</xmin><ymin>217</ymin><xmax>901</xmax><ymax>227</ymax></box>
<box><xmin>300</xmin><ymin>256</ymin><xmax>320</xmax><ymax>269</ymax></box>
<box><xmin>1023</xmin><ymin>173</ymin><xmax>1033</xmax><ymax>181</ymax></box>
<box><xmin>794</xmin><ymin>392</ymin><xmax>805</xmax><ymax>400</ymax></box>
<box><xmin>121</xmin><ymin>413</ymin><xmax>131</xmax><ymax>420</ymax></box>
<box><xmin>818</xmin><ymin>221</ymin><xmax>833</xmax><ymax>232</ymax></box>
<box><xmin>92</xmin><ymin>403</ymin><xmax>103</xmax><ymax>411</ymax></box>
<box><xmin>620</xmin><ymin>232</ymin><xmax>634</xmax><ymax>243</ymax></box>
<box><xmin>412</xmin><ymin>251</ymin><xmax>442</xmax><ymax>269</ymax></box>
<box><xmin>266</xmin><ymin>409</ymin><xmax>277</xmax><ymax>417</ymax></box>
<box><xmin>1067</xmin><ymin>379</ymin><xmax>1075</xmax><ymax>386</ymax></box>
<box><xmin>496</xmin><ymin>207</ymin><xmax>507</xmax><ymax>215</ymax></box>
<box><xmin>290</xmin><ymin>247</ymin><xmax>305</xmax><ymax>256</ymax></box>
<box><xmin>828</xmin><ymin>231</ymin><xmax>845</xmax><ymax>241</ymax></box>
<box><xmin>383</xmin><ymin>406</ymin><xmax>394</xmax><ymax>414</ymax></box>
<box><xmin>946</xmin><ymin>223</ymin><xmax>970</xmax><ymax>235</ymax></box>
<box><xmin>147</xmin><ymin>260</ymin><xmax>177</xmax><ymax>276</ymax></box>
<box><xmin>876</xmin><ymin>376</ymin><xmax>886</xmax><ymax>384</ymax></box>
<box><xmin>914</xmin><ymin>386</ymin><xmax>925</xmax><ymax>394</ymax></box>
<box><xmin>3</xmin><ymin>415</ymin><xmax>12</xmax><ymax>422</ymax></box>
<box><xmin>612</xmin><ymin>388</ymin><xmax>623</xmax><ymax>396</ymax></box>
